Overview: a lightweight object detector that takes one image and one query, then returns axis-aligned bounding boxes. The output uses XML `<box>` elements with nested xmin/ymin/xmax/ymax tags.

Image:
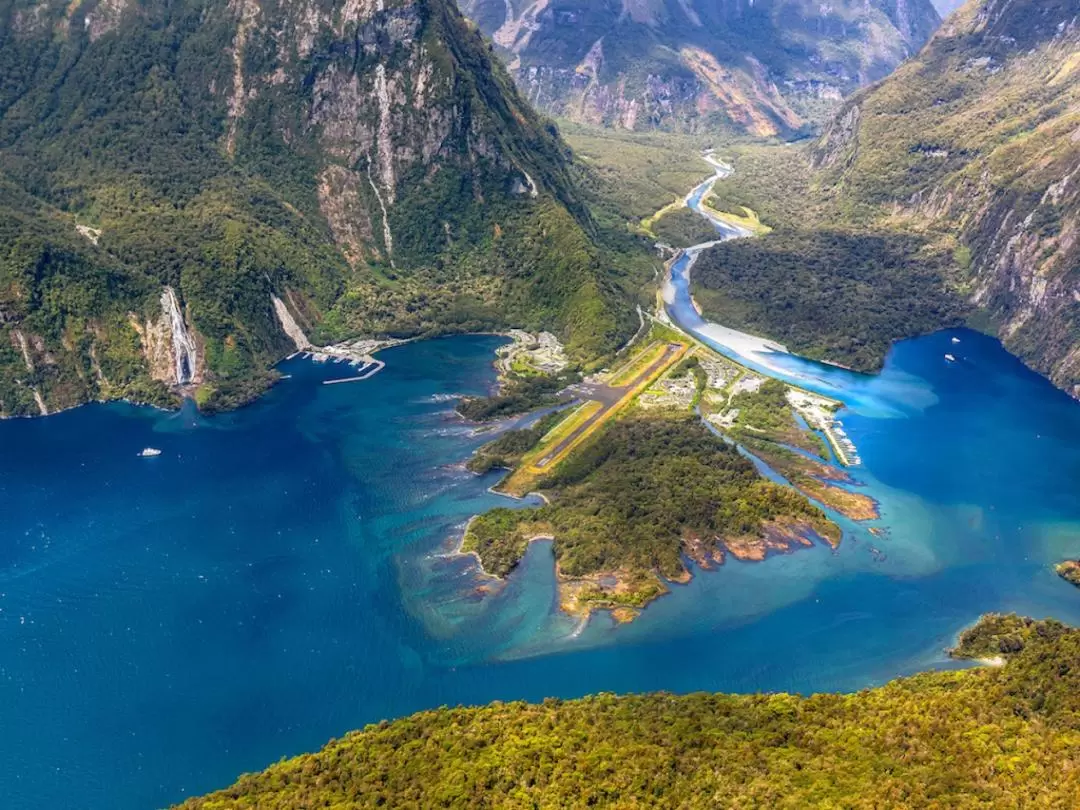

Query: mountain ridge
<box><xmin>460</xmin><ymin>0</ymin><xmax>942</xmax><ymax>135</ymax></box>
<box><xmin>176</xmin><ymin>613</ymin><xmax>1080</xmax><ymax>808</ymax></box>
<box><xmin>812</xmin><ymin>0</ymin><xmax>1080</xmax><ymax>395</ymax></box>
<box><xmin>0</xmin><ymin>0</ymin><xmax>643</xmax><ymax>417</ymax></box>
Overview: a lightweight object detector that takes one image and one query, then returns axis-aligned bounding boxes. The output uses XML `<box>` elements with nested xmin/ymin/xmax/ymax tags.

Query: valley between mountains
<box><xmin>3</xmin><ymin>0</ymin><xmax>1080</xmax><ymax>808</ymax></box>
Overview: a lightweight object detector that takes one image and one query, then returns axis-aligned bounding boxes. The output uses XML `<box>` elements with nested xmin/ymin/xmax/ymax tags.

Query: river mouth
<box><xmin>664</xmin><ymin>158</ymin><xmax>946</xmax><ymax>421</ymax></box>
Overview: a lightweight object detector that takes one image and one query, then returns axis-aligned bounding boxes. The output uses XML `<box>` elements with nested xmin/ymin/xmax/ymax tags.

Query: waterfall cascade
<box><xmin>161</xmin><ymin>287</ymin><xmax>198</xmax><ymax>385</ymax></box>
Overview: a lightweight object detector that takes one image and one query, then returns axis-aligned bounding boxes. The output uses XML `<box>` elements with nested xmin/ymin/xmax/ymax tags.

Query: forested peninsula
<box><xmin>178</xmin><ymin>614</ymin><xmax>1080</xmax><ymax>808</ymax></box>
<box><xmin>465</xmin><ymin>414</ymin><xmax>839</xmax><ymax>618</ymax></box>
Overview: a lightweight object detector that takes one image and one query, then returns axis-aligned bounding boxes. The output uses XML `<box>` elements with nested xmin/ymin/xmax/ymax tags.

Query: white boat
<box><xmin>138</xmin><ymin>447</ymin><xmax>162</xmax><ymax>457</ymax></box>
<box><xmin>951</xmin><ymin>337</ymin><xmax>961</xmax><ymax>344</ymax></box>
<box><xmin>945</xmin><ymin>354</ymin><xmax>956</xmax><ymax>362</ymax></box>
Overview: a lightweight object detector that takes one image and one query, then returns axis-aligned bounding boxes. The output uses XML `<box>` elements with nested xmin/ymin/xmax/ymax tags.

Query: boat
<box><xmin>951</xmin><ymin>337</ymin><xmax>961</xmax><ymax>344</ymax></box>
<box><xmin>945</xmin><ymin>354</ymin><xmax>956</xmax><ymax>362</ymax></box>
<box><xmin>138</xmin><ymin>447</ymin><xmax>162</xmax><ymax>457</ymax></box>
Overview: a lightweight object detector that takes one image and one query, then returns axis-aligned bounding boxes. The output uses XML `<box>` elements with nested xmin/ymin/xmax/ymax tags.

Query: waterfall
<box><xmin>161</xmin><ymin>287</ymin><xmax>197</xmax><ymax>385</ymax></box>
<box><xmin>521</xmin><ymin>169</ymin><xmax>539</xmax><ymax>198</ymax></box>
<box><xmin>366</xmin><ymin>160</ymin><xmax>395</xmax><ymax>264</ymax></box>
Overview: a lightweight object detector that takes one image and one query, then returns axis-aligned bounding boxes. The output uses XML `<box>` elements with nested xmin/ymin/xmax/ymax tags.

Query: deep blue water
<box><xmin>3</xmin><ymin>328</ymin><xmax>1080</xmax><ymax>809</ymax></box>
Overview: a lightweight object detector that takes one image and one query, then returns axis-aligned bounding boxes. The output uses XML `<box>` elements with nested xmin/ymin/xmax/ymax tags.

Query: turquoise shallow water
<box><xmin>3</xmin><ymin>330</ymin><xmax>1080</xmax><ymax>809</ymax></box>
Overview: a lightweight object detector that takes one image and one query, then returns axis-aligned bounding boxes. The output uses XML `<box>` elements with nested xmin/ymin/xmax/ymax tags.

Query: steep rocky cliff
<box><xmin>0</xmin><ymin>0</ymin><xmax>640</xmax><ymax>416</ymax></box>
<box><xmin>813</xmin><ymin>0</ymin><xmax>1080</xmax><ymax>395</ymax></box>
<box><xmin>459</xmin><ymin>0</ymin><xmax>941</xmax><ymax>134</ymax></box>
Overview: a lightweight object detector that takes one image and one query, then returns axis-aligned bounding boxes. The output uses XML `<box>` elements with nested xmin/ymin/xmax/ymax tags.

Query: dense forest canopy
<box><xmin>466</xmin><ymin>415</ymin><xmax>837</xmax><ymax>596</ymax></box>
<box><xmin>692</xmin><ymin>228</ymin><xmax>970</xmax><ymax>372</ymax></box>
<box><xmin>178</xmin><ymin>614</ymin><xmax>1080</xmax><ymax>809</ymax></box>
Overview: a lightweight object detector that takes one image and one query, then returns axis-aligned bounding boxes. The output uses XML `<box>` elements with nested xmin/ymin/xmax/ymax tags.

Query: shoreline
<box><xmin>661</xmin><ymin>157</ymin><xmax>870</xmax><ymax>469</ymax></box>
<box><xmin>451</xmin><ymin>520</ymin><xmax>669</xmax><ymax>627</ymax></box>
<box><xmin>448</xmin><ymin>155</ymin><xmax>884</xmax><ymax>629</ymax></box>
<box><xmin>0</xmin><ymin>394</ymin><xmax>180</xmax><ymax>421</ymax></box>
<box><xmin>453</xmin><ymin>487</ymin><xmax>841</xmax><ymax>627</ymax></box>
<box><xmin>0</xmin><ymin>329</ymin><xmax>514</xmax><ymax>422</ymax></box>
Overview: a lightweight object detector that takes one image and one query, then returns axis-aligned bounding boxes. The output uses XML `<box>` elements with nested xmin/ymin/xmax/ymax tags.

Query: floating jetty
<box><xmin>287</xmin><ymin>336</ymin><xmax>406</xmax><ymax>373</ymax></box>
<box><xmin>826</xmin><ymin>420</ymin><xmax>861</xmax><ymax>466</ymax></box>
<box><xmin>282</xmin><ymin>343</ymin><xmax>393</xmax><ymax>386</ymax></box>
<box><xmin>285</xmin><ymin>341</ymin><xmax>391</xmax><ymax>385</ymax></box>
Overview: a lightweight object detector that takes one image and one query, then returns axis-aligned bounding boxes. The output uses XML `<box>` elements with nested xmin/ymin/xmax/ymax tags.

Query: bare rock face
<box><xmin>130</xmin><ymin>312</ymin><xmax>176</xmax><ymax>386</ymax></box>
<box><xmin>271</xmin><ymin>294</ymin><xmax>313</xmax><ymax>352</ymax></box>
<box><xmin>209</xmin><ymin>0</ymin><xmax>575</xmax><ymax>264</ymax></box>
<box><xmin>317</xmin><ymin>166</ymin><xmax>378</xmax><ymax>266</ymax></box>
<box><xmin>963</xmin><ymin>169</ymin><xmax>1080</xmax><ymax>396</ymax></box>
<box><xmin>460</xmin><ymin>0</ymin><xmax>941</xmax><ymax>133</ymax></box>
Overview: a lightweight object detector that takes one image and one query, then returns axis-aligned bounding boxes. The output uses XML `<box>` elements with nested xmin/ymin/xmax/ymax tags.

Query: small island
<box><xmin>948</xmin><ymin>613</ymin><xmax>1071</xmax><ymax>663</ymax></box>
<box><xmin>1056</xmin><ymin>559</ymin><xmax>1080</xmax><ymax>588</ymax></box>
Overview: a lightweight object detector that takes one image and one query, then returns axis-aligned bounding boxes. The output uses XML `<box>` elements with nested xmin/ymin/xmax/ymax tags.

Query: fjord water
<box><xmin>3</xmin><ymin>333</ymin><xmax>1080</xmax><ymax>809</ymax></box>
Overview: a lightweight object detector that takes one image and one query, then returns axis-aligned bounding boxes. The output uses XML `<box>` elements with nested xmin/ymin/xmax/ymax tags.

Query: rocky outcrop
<box><xmin>130</xmin><ymin>312</ymin><xmax>176</xmax><ymax>386</ymax></box>
<box><xmin>317</xmin><ymin>166</ymin><xmax>377</xmax><ymax>266</ymax></box>
<box><xmin>210</xmin><ymin>0</ymin><xmax>578</xmax><ymax>254</ymax></box>
<box><xmin>963</xmin><ymin>175</ymin><xmax>1080</xmax><ymax>396</ymax></box>
<box><xmin>461</xmin><ymin>0</ymin><xmax>941</xmax><ymax>133</ymax></box>
<box><xmin>271</xmin><ymin>294</ymin><xmax>313</xmax><ymax>352</ymax></box>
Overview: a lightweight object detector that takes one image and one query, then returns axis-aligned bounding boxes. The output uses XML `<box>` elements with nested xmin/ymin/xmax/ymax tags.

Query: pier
<box><xmin>322</xmin><ymin>359</ymin><xmax>385</xmax><ymax>384</ymax></box>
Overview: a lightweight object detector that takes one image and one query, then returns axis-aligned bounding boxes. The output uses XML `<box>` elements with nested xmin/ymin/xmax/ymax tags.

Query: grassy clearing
<box><xmin>606</xmin><ymin>342</ymin><xmax>667</xmax><ymax>387</ymax></box>
<box><xmin>562</xmin><ymin>123</ymin><xmax>713</xmax><ymax>222</ymax></box>
<box><xmin>701</xmin><ymin>202</ymin><xmax>772</xmax><ymax>235</ymax></box>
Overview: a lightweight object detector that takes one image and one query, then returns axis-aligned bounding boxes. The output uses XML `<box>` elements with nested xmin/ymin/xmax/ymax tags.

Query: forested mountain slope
<box><xmin>459</xmin><ymin>0</ymin><xmax>940</xmax><ymax>134</ymax></box>
<box><xmin>179</xmin><ymin>614</ymin><xmax>1080</xmax><ymax>808</ymax></box>
<box><xmin>0</xmin><ymin>0</ymin><xmax>641</xmax><ymax>416</ymax></box>
<box><xmin>690</xmin><ymin>0</ymin><xmax>1080</xmax><ymax>391</ymax></box>
<box><xmin>813</xmin><ymin>0</ymin><xmax>1080</xmax><ymax>395</ymax></box>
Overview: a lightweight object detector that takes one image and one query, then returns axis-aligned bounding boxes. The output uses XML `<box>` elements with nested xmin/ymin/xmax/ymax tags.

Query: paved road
<box><xmin>535</xmin><ymin>343</ymin><xmax>683</xmax><ymax>469</ymax></box>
